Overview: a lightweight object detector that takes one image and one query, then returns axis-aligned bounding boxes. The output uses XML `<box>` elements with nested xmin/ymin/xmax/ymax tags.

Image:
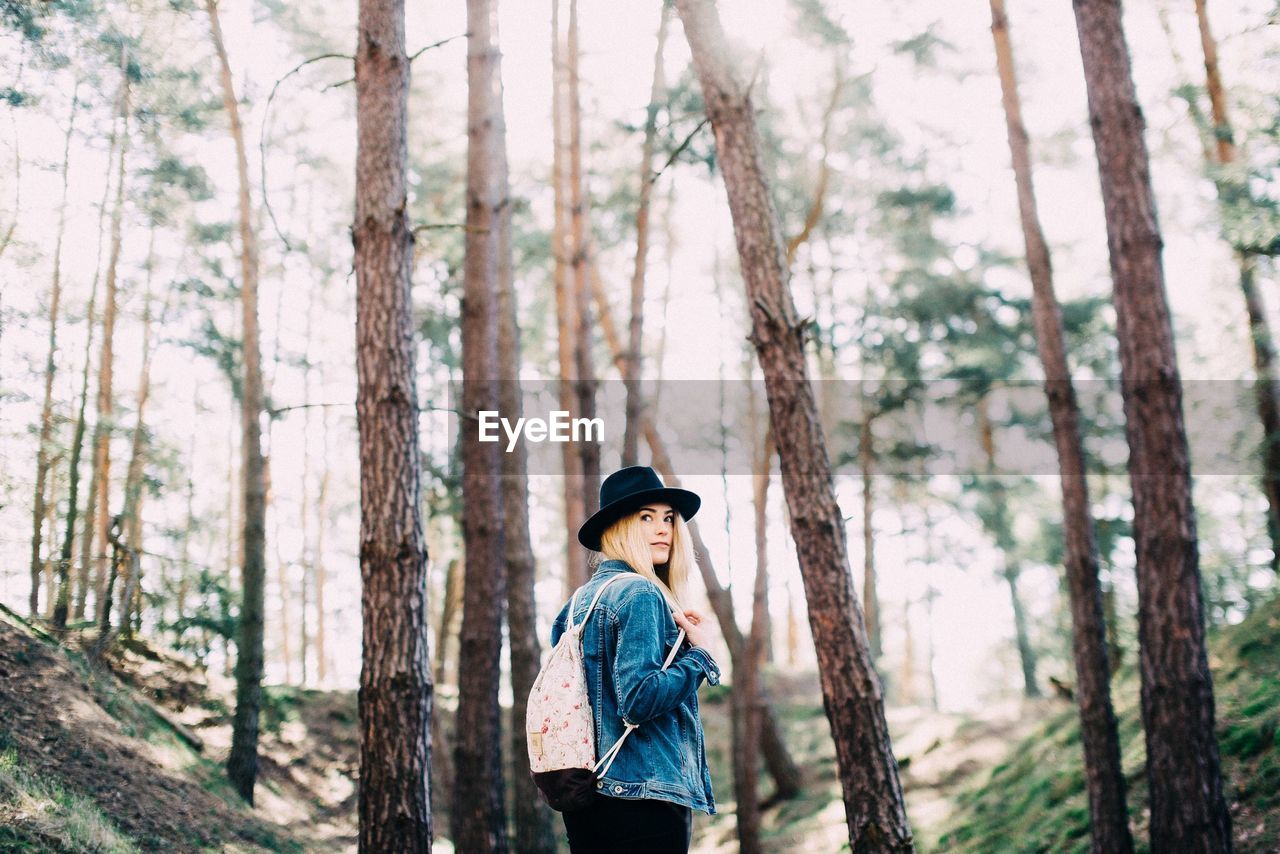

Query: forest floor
<box><xmin>0</xmin><ymin>595</ymin><xmax>1275</xmax><ymax>852</ymax></box>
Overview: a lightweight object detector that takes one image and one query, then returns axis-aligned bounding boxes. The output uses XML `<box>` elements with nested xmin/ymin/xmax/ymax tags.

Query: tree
<box><xmin>676</xmin><ymin>1</ymin><xmax>913</xmax><ymax>847</ymax></box>
<box><xmin>622</xmin><ymin>3</ymin><xmax>670</xmax><ymax>468</ymax></box>
<box><xmin>451</xmin><ymin>0</ymin><xmax>509</xmax><ymax>849</ymax></box>
<box><xmin>82</xmin><ymin>43</ymin><xmax>132</xmax><ymax>625</ymax></box>
<box><xmin>1071</xmin><ymin>0</ymin><xmax>1232</xmax><ymax>849</ymax></box>
<box><xmin>1192</xmin><ymin>0</ymin><xmax>1280</xmax><ymax>575</ymax></box>
<box><xmin>988</xmin><ymin>0</ymin><xmax>1132</xmax><ymax>847</ymax></box>
<box><xmin>32</xmin><ymin>84</ymin><xmax>78</xmax><ymax>618</ymax></box>
<box><xmin>490</xmin><ymin>11</ymin><xmax>557</xmax><ymax>849</ymax></box>
<box><xmin>352</xmin><ymin>0</ymin><xmax>434</xmax><ymax>845</ymax></box>
<box><xmin>565</xmin><ymin>0</ymin><xmax>600</xmax><ymax>523</ymax></box>
<box><xmin>205</xmin><ymin>0</ymin><xmax>268</xmax><ymax>805</ymax></box>
<box><xmin>550</xmin><ymin>0</ymin><xmax>588</xmax><ymax>593</ymax></box>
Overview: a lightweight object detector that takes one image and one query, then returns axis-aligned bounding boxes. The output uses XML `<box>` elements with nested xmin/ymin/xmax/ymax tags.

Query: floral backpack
<box><xmin>525</xmin><ymin>573</ymin><xmax>684</xmax><ymax>812</ymax></box>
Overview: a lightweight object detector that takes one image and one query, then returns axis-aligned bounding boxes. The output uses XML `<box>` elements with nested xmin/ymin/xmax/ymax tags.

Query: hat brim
<box><xmin>577</xmin><ymin>487</ymin><xmax>701</xmax><ymax>552</ymax></box>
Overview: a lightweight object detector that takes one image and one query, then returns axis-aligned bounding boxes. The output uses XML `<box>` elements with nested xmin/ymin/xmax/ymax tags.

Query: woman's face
<box><xmin>637</xmin><ymin>502</ymin><xmax>675</xmax><ymax>566</ymax></box>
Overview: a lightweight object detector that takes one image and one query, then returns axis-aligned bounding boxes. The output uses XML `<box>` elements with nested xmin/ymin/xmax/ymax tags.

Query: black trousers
<box><xmin>562</xmin><ymin>793</ymin><xmax>693</xmax><ymax>853</ymax></box>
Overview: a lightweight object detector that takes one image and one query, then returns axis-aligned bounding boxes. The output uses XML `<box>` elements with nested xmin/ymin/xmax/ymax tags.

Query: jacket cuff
<box><xmin>685</xmin><ymin>646</ymin><xmax>721</xmax><ymax>686</ymax></box>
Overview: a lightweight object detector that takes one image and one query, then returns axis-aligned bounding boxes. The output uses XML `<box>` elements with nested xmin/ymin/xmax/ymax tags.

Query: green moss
<box><xmin>934</xmin><ymin>594</ymin><xmax>1280</xmax><ymax>852</ymax></box>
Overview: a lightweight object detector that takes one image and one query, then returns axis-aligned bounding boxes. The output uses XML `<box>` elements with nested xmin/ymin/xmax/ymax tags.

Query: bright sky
<box><xmin>1</xmin><ymin>0</ymin><xmax>1276</xmax><ymax>711</ymax></box>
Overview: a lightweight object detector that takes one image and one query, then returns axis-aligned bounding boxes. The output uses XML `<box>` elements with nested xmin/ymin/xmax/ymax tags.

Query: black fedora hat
<box><xmin>577</xmin><ymin>466</ymin><xmax>701</xmax><ymax>551</ymax></box>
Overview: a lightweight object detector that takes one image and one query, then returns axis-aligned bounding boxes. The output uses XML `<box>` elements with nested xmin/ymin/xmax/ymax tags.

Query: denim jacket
<box><xmin>551</xmin><ymin>559</ymin><xmax>720</xmax><ymax>814</ymax></box>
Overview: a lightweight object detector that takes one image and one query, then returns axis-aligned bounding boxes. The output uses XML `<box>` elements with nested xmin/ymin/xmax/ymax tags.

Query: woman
<box><xmin>550</xmin><ymin>465</ymin><xmax>721</xmax><ymax>854</ymax></box>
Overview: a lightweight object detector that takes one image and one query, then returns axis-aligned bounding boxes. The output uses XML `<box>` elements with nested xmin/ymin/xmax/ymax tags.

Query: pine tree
<box><xmin>1072</xmin><ymin>0</ymin><xmax>1232</xmax><ymax>848</ymax></box>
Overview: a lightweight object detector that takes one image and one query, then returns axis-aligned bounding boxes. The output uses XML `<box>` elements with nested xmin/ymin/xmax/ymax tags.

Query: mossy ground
<box><xmin>934</xmin><ymin>595</ymin><xmax>1280</xmax><ymax>852</ymax></box>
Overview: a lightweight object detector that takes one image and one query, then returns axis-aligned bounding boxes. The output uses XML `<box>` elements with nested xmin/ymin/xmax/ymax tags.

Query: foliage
<box><xmin>935</xmin><ymin>594</ymin><xmax>1280</xmax><ymax>852</ymax></box>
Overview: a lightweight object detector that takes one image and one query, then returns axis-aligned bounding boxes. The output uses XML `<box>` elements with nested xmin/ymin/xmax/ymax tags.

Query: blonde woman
<box><xmin>550</xmin><ymin>465</ymin><xmax>721</xmax><ymax>853</ymax></box>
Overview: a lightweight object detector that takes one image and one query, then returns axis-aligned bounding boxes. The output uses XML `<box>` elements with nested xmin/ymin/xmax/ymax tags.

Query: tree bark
<box><xmin>676</xmin><ymin>1</ymin><xmax>913</xmax><ymax>848</ymax></box>
<box><xmin>452</xmin><ymin>0</ymin><xmax>510</xmax><ymax>849</ymax></box>
<box><xmin>622</xmin><ymin>5</ymin><xmax>670</xmax><ymax>468</ymax></box>
<box><xmin>551</xmin><ymin>0</ymin><xmax>588</xmax><ymax>594</ymax></box>
<box><xmin>566</xmin><ymin>0</ymin><xmax>601</xmax><ymax>522</ymax></box>
<box><xmin>988</xmin><ymin>1</ymin><xmax>1132</xmax><ymax>847</ymax></box>
<box><xmin>31</xmin><ymin>84</ymin><xmax>79</xmax><ymax>618</ymax></box>
<box><xmin>1072</xmin><ymin>1</ymin><xmax>1232</xmax><ymax>849</ymax></box>
<box><xmin>206</xmin><ymin>0</ymin><xmax>268</xmax><ymax>805</ymax></box>
<box><xmin>353</xmin><ymin>0</ymin><xmax>434</xmax><ymax>845</ymax></box>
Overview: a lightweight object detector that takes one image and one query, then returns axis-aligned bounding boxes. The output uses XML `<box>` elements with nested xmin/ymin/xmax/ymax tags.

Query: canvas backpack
<box><xmin>525</xmin><ymin>573</ymin><xmax>684</xmax><ymax>812</ymax></box>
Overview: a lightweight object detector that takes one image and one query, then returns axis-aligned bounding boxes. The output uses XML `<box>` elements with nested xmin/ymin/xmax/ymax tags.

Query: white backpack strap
<box><xmin>593</xmin><ymin>622</ymin><xmax>687</xmax><ymax>779</ymax></box>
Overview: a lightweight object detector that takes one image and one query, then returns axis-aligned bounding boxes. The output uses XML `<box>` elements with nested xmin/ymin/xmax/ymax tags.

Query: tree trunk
<box><xmin>735</xmin><ymin>403</ymin><xmax>772</xmax><ymax>853</ymax></box>
<box><xmin>314</xmin><ymin>386</ymin><xmax>331</xmax><ymax>686</ymax></box>
<box><xmin>551</xmin><ymin>0</ymin><xmax>588</xmax><ymax>594</ymax></box>
<box><xmin>859</xmin><ymin>417</ymin><xmax>880</xmax><ymax>660</ymax></box>
<box><xmin>115</xmin><ymin>230</ymin><xmax>158</xmax><ymax>640</ymax></box>
<box><xmin>1192</xmin><ymin>0</ymin><xmax>1280</xmax><ymax>574</ymax></box>
<box><xmin>676</xmin><ymin>1</ymin><xmax>913</xmax><ymax>848</ymax></box>
<box><xmin>206</xmin><ymin>0</ymin><xmax>268</xmax><ymax>805</ymax></box>
<box><xmin>591</xmin><ymin>251</ymin><xmax>803</xmax><ymax>799</ymax></box>
<box><xmin>989</xmin><ymin>1</ymin><xmax>1132</xmax><ymax>847</ymax></box>
<box><xmin>31</xmin><ymin>84</ymin><xmax>79</xmax><ymax>618</ymax></box>
<box><xmin>353</xmin><ymin>0</ymin><xmax>434</xmax><ymax>844</ymax></box>
<box><xmin>622</xmin><ymin>5</ymin><xmax>670</xmax><ymax>468</ymax></box>
<box><xmin>491</xmin><ymin>11</ymin><xmax>556</xmax><ymax>850</ymax></box>
<box><xmin>977</xmin><ymin>396</ymin><xmax>1041</xmax><ymax>698</ymax></box>
<box><xmin>452</xmin><ymin>1</ymin><xmax>510</xmax><ymax>849</ymax></box>
<box><xmin>566</xmin><ymin>0</ymin><xmax>601</xmax><ymax>522</ymax></box>
<box><xmin>1072</xmin><ymin>1</ymin><xmax>1232</xmax><ymax>848</ymax></box>
<box><xmin>84</xmin><ymin>60</ymin><xmax>132</xmax><ymax>624</ymax></box>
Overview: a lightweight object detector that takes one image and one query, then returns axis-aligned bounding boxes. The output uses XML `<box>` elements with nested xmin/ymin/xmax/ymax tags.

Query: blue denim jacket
<box><xmin>551</xmin><ymin>559</ymin><xmax>720</xmax><ymax>814</ymax></box>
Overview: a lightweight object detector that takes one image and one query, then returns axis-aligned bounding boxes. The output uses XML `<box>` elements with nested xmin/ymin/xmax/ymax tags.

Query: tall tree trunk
<box><xmin>314</xmin><ymin>377</ymin><xmax>331</xmax><ymax>685</ymax></box>
<box><xmin>1192</xmin><ymin>0</ymin><xmax>1280</xmax><ymax>573</ymax></box>
<box><xmin>989</xmin><ymin>1</ymin><xmax>1132</xmax><ymax>847</ymax></box>
<box><xmin>71</xmin><ymin>104</ymin><xmax>119</xmax><ymax>622</ymax></box>
<box><xmin>734</xmin><ymin>400</ymin><xmax>772</xmax><ymax>853</ymax></box>
<box><xmin>491</xmin><ymin>13</ymin><xmax>556</xmax><ymax>851</ymax></box>
<box><xmin>859</xmin><ymin>416</ymin><xmax>880</xmax><ymax>660</ymax></box>
<box><xmin>453</xmin><ymin>1</ymin><xmax>510</xmax><ymax>849</ymax></box>
<box><xmin>84</xmin><ymin>58</ymin><xmax>132</xmax><ymax>623</ymax></box>
<box><xmin>57</xmin><ymin>174</ymin><xmax>108</xmax><ymax>629</ymax></box>
<box><xmin>353</xmin><ymin>0</ymin><xmax>434</xmax><ymax>844</ymax></box>
<box><xmin>976</xmin><ymin>396</ymin><xmax>1041</xmax><ymax>698</ymax></box>
<box><xmin>676</xmin><ymin>1</ymin><xmax>913</xmax><ymax>848</ymax></box>
<box><xmin>115</xmin><ymin>230</ymin><xmax>159</xmax><ymax>640</ymax></box>
<box><xmin>1072</xmin><ymin>1</ymin><xmax>1232</xmax><ymax>849</ymax></box>
<box><xmin>551</xmin><ymin>0</ymin><xmax>588</xmax><ymax>594</ymax></box>
<box><xmin>566</xmin><ymin>0</ymin><xmax>600</xmax><ymax>520</ymax></box>
<box><xmin>591</xmin><ymin>253</ymin><xmax>804</xmax><ymax>798</ymax></box>
<box><xmin>206</xmin><ymin>0</ymin><xmax>268</xmax><ymax>805</ymax></box>
<box><xmin>31</xmin><ymin>84</ymin><xmax>79</xmax><ymax>618</ymax></box>
<box><xmin>622</xmin><ymin>5</ymin><xmax>670</xmax><ymax>468</ymax></box>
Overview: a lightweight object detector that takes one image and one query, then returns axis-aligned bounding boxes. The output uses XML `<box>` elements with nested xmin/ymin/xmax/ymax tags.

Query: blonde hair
<box><xmin>591</xmin><ymin>506</ymin><xmax>697</xmax><ymax>612</ymax></box>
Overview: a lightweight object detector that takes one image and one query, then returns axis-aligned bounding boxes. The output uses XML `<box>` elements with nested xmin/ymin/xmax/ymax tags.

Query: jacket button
<box><xmin>613</xmin><ymin>785</ymin><xmax>623</xmax><ymax>794</ymax></box>
<box><xmin>596</xmin><ymin>781</ymin><xmax>603</xmax><ymax>789</ymax></box>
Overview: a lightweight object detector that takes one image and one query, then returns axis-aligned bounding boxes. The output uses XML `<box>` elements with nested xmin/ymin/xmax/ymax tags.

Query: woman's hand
<box><xmin>672</xmin><ymin>608</ymin><xmax>713</xmax><ymax>651</ymax></box>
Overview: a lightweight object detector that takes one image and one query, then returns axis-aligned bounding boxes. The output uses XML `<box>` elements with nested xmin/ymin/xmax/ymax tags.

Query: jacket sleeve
<box><xmin>611</xmin><ymin>584</ymin><xmax>719</xmax><ymax>726</ymax></box>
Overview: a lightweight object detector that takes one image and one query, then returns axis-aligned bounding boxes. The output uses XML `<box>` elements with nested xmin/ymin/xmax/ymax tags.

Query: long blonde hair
<box><xmin>591</xmin><ymin>507</ymin><xmax>697</xmax><ymax>611</ymax></box>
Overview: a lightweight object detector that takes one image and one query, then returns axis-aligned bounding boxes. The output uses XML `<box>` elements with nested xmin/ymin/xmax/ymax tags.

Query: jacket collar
<box><xmin>591</xmin><ymin>558</ymin><xmax>637</xmax><ymax>578</ymax></box>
